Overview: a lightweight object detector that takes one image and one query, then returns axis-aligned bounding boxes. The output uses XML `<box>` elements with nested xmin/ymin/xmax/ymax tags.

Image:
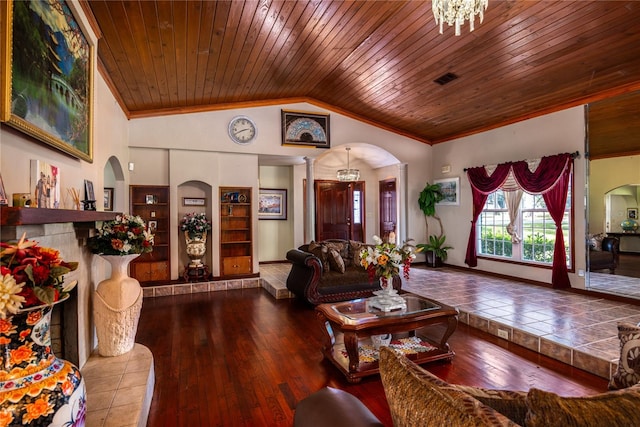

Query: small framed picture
<box><xmin>434</xmin><ymin>177</ymin><xmax>460</xmax><ymax>206</ymax></box>
<box><xmin>104</xmin><ymin>187</ymin><xmax>114</xmax><ymax>211</ymax></box>
<box><xmin>84</xmin><ymin>179</ymin><xmax>95</xmax><ymax>201</ymax></box>
<box><xmin>258</xmin><ymin>188</ymin><xmax>287</xmax><ymax>220</ymax></box>
<box><xmin>628</xmin><ymin>208</ymin><xmax>638</xmax><ymax>220</ymax></box>
<box><xmin>145</xmin><ymin>194</ymin><xmax>155</xmax><ymax>204</ymax></box>
<box><xmin>183</xmin><ymin>197</ymin><xmax>206</xmax><ymax>206</ymax></box>
<box><xmin>148</xmin><ymin>220</ymin><xmax>157</xmax><ymax>233</ymax></box>
<box><xmin>150</xmin><ymin>211</ymin><xmax>156</xmax><ymax>218</ymax></box>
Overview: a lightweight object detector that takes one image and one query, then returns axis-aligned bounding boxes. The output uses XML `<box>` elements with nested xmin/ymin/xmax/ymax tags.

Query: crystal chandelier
<box><xmin>432</xmin><ymin>0</ymin><xmax>489</xmax><ymax>36</ymax></box>
<box><xmin>336</xmin><ymin>147</ymin><xmax>360</xmax><ymax>182</ymax></box>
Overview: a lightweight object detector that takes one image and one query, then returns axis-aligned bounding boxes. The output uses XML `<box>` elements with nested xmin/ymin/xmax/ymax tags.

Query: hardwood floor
<box><xmin>136</xmin><ymin>289</ymin><xmax>609</xmax><ymax>427</ymax></box>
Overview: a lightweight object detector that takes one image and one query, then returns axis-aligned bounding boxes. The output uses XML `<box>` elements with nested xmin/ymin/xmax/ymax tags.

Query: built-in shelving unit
<box><xmin>219</xmin><ymin>187</ymin><xmax>253</xmax><ymax>277</ymax></box>
<box><xmin>129</xmin><ymin>185</ymin><xmax>170</xmax><ymax>283</ymax></box>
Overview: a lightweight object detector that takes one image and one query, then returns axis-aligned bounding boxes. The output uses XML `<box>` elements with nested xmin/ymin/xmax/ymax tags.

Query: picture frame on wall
<box><xmin>281</xmin><ymin>110</ymin><xmax>330</xmax><ymax>148</ymax></box>
<box><xmin>434</xmin><ymin>177</ymin><xmax>460</xmax><ymax>206</ymax></box>
<box><xmin>258</xmin><ymin>188</ymin><xmax>287</xmax><ymax>220</ymax></box>
<box><xmin>104</xmin><ymin>187</ymin><xmax>114</xmax><ymax>211</ymax></box>
<box><xmin>0</xmin><ymin>0</ymin><xmax>94</xmax><ymax>162</ymax></box>
<box><xmin>183</xmin><ymin>197</ymin><xmax>206</xmax><ymax>206</ymax></box>
<box><xmin>628</xmin><ymin>208</ymin><xmax>638</xmax><ymax>220</ymax></box>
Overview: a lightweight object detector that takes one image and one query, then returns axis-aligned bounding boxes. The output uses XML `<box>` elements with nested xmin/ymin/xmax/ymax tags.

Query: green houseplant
<box><xmin>417</xmin><ymin>182</ymin><xmax>452</xmax><ymax>267</ymax></box>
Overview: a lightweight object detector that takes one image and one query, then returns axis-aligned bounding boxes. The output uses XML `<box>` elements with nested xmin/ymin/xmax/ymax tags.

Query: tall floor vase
<box><xmin>94</xmin><ymin>254</ymin><xmax>143</xmax><ymax>357</ymax></box>
<box><xmin>0</xmin><ymin>298</ymin><xmax>86</xmax><ymax>426</ymax></box>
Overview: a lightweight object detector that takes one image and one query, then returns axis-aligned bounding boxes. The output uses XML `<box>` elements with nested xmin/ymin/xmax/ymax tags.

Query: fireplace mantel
<box><xmin>1</xmin><ymin>207</ymin><xmax>117</xmax><ymax>226</ymax></box>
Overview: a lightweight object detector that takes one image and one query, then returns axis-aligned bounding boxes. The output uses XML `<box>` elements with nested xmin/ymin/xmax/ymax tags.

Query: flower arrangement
<box><xmin>180</xmin><ymin>212</ymin><xmax>212</xmax><ymax>239</ymax></box>
<box><xmin>0</xmin><ymin>234</ymin><xmax>79</xmax><ymax>318</ymax></box>
<box><xmin>359</xmin><ymin>235</ymin><xmax>417</xmax><ymax>281</ymax></box>
<box><xmin>88</xmin><ymin>214</ymin><xmax>154</xmax><ymax>255</ymax></box>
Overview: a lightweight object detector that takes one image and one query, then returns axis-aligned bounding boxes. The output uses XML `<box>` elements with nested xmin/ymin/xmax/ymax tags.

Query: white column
<box><xmin>397</xmin><ymin>163</ymin><xmax>409</xmax><ymax>243</ymax></box>
<box><xmin>305</xmin><ymin>157</ymin><xmax>315</xmax><ymax>242</ymax></box>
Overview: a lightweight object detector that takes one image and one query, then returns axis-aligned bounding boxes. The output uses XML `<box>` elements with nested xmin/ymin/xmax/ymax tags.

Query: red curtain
<box><xmin>464</xmin><ymin>164</ymin><xmax>511</xmax><ymax>267</ymax></box>
<box><xmin>465</xmin><ymin>153</ymin><xmax>573</xmax><ymax>288</ymax></box>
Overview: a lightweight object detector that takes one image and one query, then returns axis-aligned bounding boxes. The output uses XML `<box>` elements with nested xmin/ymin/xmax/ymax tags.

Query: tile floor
<box><xmin>82</xmin><ymin>344</ymin><xmax>155</xmax><ymax>427</ymax></box>
<box><xmin>257</xmin><ymin>263</ymin><xmax>640</xmax><ymax>380</ymax></box>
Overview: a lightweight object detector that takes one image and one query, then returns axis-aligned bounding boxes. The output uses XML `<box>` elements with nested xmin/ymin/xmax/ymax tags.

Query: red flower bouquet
<box><xmin>0</xmin><ymin>234</ymin><xmax>78</xmax><ymax>318</ymax></box>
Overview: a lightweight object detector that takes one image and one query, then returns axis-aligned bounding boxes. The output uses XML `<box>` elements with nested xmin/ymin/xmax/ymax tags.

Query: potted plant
<box><xmin>417</xmin><ymin>182</ymin><xmax>452</xmax><ymax>267</ymax></box>
<box><xmin>418</xmin><ymin>234</ymin><xmax>452</xmax><ymax>268</ymax></box>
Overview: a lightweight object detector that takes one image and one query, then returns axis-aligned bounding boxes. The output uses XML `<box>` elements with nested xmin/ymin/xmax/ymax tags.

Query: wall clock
<box><xmin>228</xmin><ymin>116</ymin><xmax>257</xmax><ymax>145</ymax></box>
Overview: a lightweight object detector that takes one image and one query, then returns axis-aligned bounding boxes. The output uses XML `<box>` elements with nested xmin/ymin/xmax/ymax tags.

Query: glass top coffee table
<box><xmin>315</xmin><ymin>294</ymin><xmax>459</xmax><ymax>383</ymax></box>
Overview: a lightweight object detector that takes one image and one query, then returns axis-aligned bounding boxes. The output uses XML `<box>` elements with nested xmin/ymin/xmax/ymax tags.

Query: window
<box><xmin>478</xmin><ymin>188</ymin><xmax>572</xmax><ymax>267</ymax></box>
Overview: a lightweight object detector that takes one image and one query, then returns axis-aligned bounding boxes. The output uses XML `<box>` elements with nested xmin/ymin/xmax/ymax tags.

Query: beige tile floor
<box><xmin>257</xmin><ymin>263</ymin><xmax>640</xmax><ymax>379</ymax></box>
<box><xmin>82</xmin><ymin>344</ymin><xmax>154</xmax><ymax>427</ymax></box>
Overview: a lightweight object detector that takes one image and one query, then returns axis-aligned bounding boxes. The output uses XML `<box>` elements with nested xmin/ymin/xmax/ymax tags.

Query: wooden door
<box><xmin>380</xmin><ymin>179</ymin><xmax>397</xmax><ymax>242</ymax></box>
<box><xmin>315</xmin><ymin>181</ymin><xmax>364</xmax><ymax>242</ymax></box>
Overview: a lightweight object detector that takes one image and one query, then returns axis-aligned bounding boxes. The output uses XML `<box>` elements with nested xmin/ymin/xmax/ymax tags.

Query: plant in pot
<box><xmin>419</xmin><ymin>234</ymin><xmax>452</xmax><ymax>268</ymax></box>
<box><xmin>417</xmin><ymin>182</ymin><xmax>453</xmax><ymax>267</ymax></box>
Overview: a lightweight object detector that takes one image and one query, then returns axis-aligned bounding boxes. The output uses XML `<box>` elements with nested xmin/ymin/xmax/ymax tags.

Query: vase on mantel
<box><xmin>185</xmin><ymin>231</ymin><xmax>207</xmax><ymax>267</ymax></box>
<box><xmin>0</xmin><ymin>297</ymin><xmax>86</xmax><ymax>426</ymax></box>
<box><xmin>94</xmin><ymin>254</ymin><xmax>143</xmax><ymax>357</ymax></box>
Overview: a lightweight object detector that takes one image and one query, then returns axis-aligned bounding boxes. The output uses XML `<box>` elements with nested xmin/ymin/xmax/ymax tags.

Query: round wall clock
<box><xmin>228</xmin><ymin>116</ymin><xmax>257</xmax><ymax>145</ymax></box>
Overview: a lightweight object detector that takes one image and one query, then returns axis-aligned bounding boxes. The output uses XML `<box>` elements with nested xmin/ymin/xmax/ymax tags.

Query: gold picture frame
<box><xmin>1</xmin><ymin>0</ymin><xmax>94</xmax><ymax>162</ymax></box>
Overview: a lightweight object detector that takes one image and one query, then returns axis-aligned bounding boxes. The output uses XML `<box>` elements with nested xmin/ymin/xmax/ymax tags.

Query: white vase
<box><xmin>185</xmin><ymin>231</ymin><xmax>207</xmax><ymax>267</ymax></box>
<box><xmin>94</xmin><ymin>254</ymin><xmax>143</xmax><ymax>357</ymax></box>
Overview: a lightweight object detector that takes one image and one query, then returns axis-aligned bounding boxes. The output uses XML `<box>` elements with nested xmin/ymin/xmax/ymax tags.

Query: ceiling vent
<box><xmin>434</xmin><ymin>72</ymin><xmax>459</xmax><ymax>85</ymax></box>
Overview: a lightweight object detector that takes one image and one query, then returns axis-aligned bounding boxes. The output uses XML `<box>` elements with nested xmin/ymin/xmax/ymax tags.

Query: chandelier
<box><xmin>432</xmin><ymin>0</ymin><xmax>489</xmax><ymax>36</ymax></box>
<box><xmin>336</xmin><ymin>147</ymin><xmax>360</xmax><ymax>182</ymax></box>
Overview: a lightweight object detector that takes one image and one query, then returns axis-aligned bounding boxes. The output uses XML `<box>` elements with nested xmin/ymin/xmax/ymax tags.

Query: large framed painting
<box><xmin>281</xmin><ymin>110</ymin><xmax>330</xmax><ymax>148</ymax></box>
<box><xmin>1</xmin><ymin>0</ymin><xmax>94</xmax><ymax>162</ymax></box>
<box><xmin>258</xmin><ymin>188</ymin><xmax>287</xmax><ymax>220</ymax></box>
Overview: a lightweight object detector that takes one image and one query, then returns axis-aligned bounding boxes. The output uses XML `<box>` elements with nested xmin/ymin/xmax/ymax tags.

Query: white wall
<box><xmin>432</xmin><ymin>106</ymin><xmax>588</xmax><ymax>288</ymax></box>
<box><xmin>258</xmin><ymin>165</ymin><xmax>294</xmax><ymax>261</ymax></box>
<box><xmin>590</xmin><ymin>156</ymin><xmax>640</xmax><ymax>233</ymax></box>
<box><xmin>129</xmin><ymin>103</ymin><xmax>433</xmax><ymax>268</ymax></box>
<box><xmin>0</xmin><ymin>0</ymin><xmax>131</xmax><ymax>367</ymax></box>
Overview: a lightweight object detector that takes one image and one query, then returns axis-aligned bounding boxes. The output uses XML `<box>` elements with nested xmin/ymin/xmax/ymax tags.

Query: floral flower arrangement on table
<box><xmin>359</xmin><ymin>235</ymin><xmax>418</xmax><ymax>282</ymax></box>
<box><xmin>0</xmin><ymin>234</ymin><xmax>79</xmax><ymax>318</ymax></box>
<box><xmin>180</xmin><ymin>212</ymin><xmax>212</xmax><ymax>239</ymax></box>
<box><xmin>88</xmin><ymin>213</ymin><xmax>154</xmax><ymax>255</ymax></box>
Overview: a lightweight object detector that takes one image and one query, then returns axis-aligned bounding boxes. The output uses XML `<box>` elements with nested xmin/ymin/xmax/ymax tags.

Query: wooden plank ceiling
<box><xmin>86</xmin><ymin>0</ymin><xmax>640</xmax><ymax>149</ymax></box>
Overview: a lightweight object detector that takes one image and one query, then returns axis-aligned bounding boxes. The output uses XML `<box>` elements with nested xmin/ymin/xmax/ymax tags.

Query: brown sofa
<box><xmin>285</xmin><ymin>239</ymin><xmax>401</xmax><ymax>305</ymax></box>
<box><xmin>588</xmin><ymin>235</ymin><xmax>620</xmax><ymax>273</ymax></box>
<box><xmin>294</xmin><ymin>347</ymin><xmax>640</xmax><ymax>427</ymax></box>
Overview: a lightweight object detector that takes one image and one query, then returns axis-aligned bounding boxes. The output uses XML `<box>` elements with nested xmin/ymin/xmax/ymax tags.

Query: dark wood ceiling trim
<box><xmin>78</xmin><ymin>0</ymin><xmax>103</xmax><ymax>39</ymax></box>
<box><xmin>589</xmin><ymin>150</ymin><xmax>640</xmax><ymax>161</ymax></box>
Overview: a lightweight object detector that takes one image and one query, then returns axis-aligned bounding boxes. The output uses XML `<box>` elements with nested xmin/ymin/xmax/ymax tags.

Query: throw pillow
<box><xmin>349</xmin><ymin>240</ymin><xmax>365</xmax><ymax>268</ymax></box>
<box><xmin>379</xmin><ymin>347</ymin><xmax>519</xmax><ymax>427</ymax></box>
<box><xmin>309</xmin><ymin>241</ymin><xmax>330</xmax><ymax>274</ymax></box>
<box><xmin>324</xmin><ymin>241</ymin><xmax>349</xmax><ymax>265</ymax></box>
<box><xmin>609</xmin><ymin>322</ymin><xmax>640</xmax><ymax>390</ymax></box>
<box><xmin>525</xmin><ymin>386</ymin><xmax>640</xmax><ymax>427</ymax></box>
<box><xmin>327</xmin><ymin>248</ymin><xmax>346</xmax><ymax>274</ymax></box>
